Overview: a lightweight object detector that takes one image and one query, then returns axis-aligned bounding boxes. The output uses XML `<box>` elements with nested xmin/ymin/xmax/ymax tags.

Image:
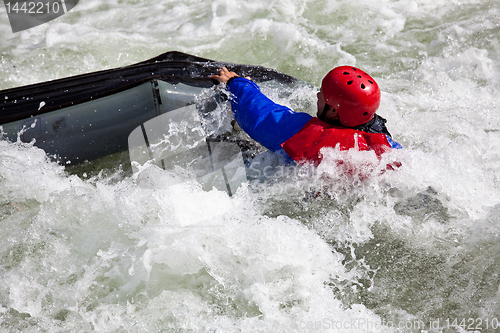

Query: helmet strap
<box><xmin>318</xmin><ymin>104</ymin><xmax>332</xmax><ymax>121</ymax></box>
<box><xmin>318</xmin><ymin>104</ymin><xmax>342</xmax><ymax>126</ymax></box>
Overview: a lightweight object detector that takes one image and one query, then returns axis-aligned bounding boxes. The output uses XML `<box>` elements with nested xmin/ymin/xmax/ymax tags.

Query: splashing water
<box><xmin>1</xmin><ymin>0</ymin><xmax>500</xmax><ymax>332</ymax></box>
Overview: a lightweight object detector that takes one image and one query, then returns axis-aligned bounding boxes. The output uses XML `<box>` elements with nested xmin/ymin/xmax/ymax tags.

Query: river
<box><xmin>1</xmin><ymin>0</ymin><xmax>500</xmax><ymax>332</ymax></box>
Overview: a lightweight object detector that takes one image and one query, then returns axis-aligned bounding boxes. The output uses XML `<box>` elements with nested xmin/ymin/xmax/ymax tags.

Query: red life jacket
<box><xmin>281</xmin><ymin>118</ymin><xmax>392</xmax><ymax>164</ymax></box>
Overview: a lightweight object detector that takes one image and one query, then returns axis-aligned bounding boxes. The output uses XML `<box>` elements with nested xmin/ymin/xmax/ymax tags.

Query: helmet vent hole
<box><xmin>343</xmin><ymin>72</ymin><xmax>350</xmax><ymax>75</ymax></box>
<box><xmin>347</xmin><ymin>81</ymin><xmax>353</xmax><ymax>85</ymax></box>
<box><xmin>357</xmin><ymin>75</ymin><xmax>362</xmax><ymax>78</ymax></box>
<box><xmin>352</xmin><ymin>68</ymin><xmax>357</xmax><ymax>71</ymax></box>
<box><xmin>361</xmin><ymin>83</ymin><xmax>366</xmax><ymax>89</ymax></box>
<box><xmin>363</xmin><ymin>112</ymin><xmax>368</xmax><ymax>116</ymax></box>
<box><xmin>368</xmin><ymin>80</ymin><xmax>373</xmax><ymax>84</ymax></box>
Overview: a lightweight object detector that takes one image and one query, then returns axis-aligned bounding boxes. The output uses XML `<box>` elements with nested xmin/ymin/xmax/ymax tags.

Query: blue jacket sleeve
<box><xmin>227</xmin><ymin>78</ymin><xmax>312</xmax><ymax>152</ymax></box>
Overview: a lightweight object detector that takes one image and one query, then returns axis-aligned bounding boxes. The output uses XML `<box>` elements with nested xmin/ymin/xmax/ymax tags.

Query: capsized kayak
<box><xmin>0</xmin><ymin>51</ymin><xmax>299</xmax><ymax>165</ymax></box>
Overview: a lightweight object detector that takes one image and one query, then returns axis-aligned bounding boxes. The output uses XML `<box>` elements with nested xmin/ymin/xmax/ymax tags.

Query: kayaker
<box><xmin>211</xmin><ymin>66</ymin><xmax>401</xmax><ymax>166</ymax></box>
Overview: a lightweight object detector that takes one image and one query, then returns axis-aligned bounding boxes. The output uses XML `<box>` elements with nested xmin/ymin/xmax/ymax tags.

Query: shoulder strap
<box><xmin>352</xmin><ymin>114</ymin><xmax>393</xmax><ymax>138</ymax></box>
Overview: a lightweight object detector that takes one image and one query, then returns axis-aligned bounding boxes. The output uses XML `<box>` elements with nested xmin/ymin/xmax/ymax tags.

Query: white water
<box><xmin>1</xmin><ymin>0</ymin><xmax>500</xmax><ymax>332</ymax></box>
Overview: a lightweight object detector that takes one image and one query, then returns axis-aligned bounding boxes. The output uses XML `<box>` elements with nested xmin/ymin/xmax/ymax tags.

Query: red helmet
<box><xmin>321</xmin><ymin>66</ymin><xmax>381</xmax><ymax>127</ymax></box>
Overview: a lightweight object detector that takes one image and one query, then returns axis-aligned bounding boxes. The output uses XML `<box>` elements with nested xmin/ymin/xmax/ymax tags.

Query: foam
<box><xmin>1</xmin><ymin>0</ymin><xmax>500</xmax><ymax>329</ymax></box>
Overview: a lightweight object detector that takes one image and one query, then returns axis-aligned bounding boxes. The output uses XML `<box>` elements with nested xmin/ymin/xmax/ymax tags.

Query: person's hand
<box><xmin>210</xmin><ymin>67</ymin><xmax>240</xmax><ymax>84</ymax></box>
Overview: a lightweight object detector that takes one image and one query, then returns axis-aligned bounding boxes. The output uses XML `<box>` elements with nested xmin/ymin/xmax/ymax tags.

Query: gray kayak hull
<box><xmin>0</xmin><ymin>51</ymin><xmax>297</xmax><ymax>165</ymax></box>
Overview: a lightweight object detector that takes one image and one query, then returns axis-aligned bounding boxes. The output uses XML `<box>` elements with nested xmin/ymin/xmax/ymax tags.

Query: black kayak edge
<box><xmin>0</xmin><ymin>51</ymin><xmax>297</xmax><ymax>125</ymax></box>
